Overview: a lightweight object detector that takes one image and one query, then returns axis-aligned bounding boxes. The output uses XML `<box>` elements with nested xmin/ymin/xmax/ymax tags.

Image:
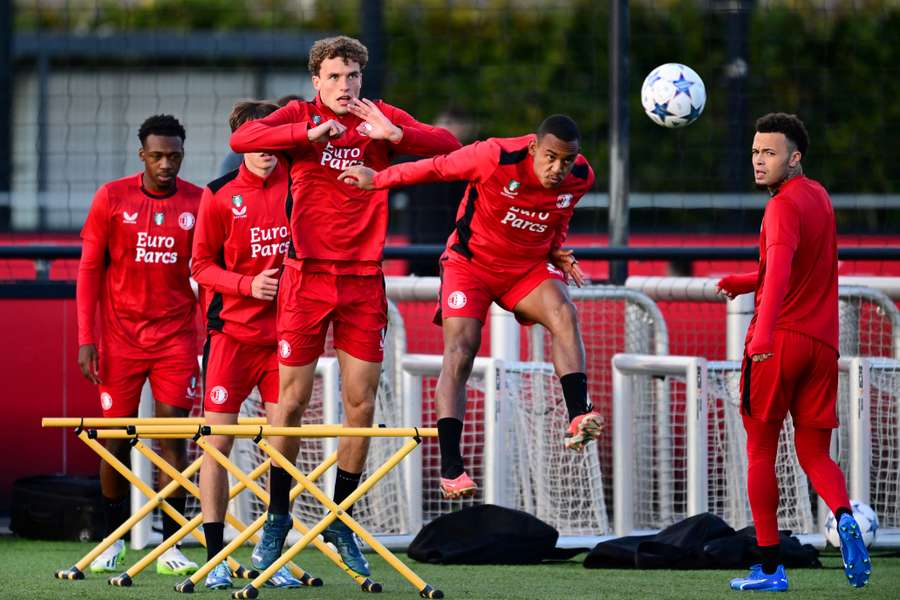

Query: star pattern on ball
<box><xmin>673</xmin><ymin>73</ymin><xmax>695</xmax><ymax>98</ymax></box>
<box><xmin>687</xmin><ymin>104</ymin><xmax>703</xmax><ymax>122</ymax></box>
<box><xmin>651</xmin><ymin>102</ymin><xmax>672</xmax><ymax>121</ymax></box>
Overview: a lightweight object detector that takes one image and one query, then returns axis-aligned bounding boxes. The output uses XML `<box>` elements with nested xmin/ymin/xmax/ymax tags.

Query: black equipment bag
<box><xmin>10</xmin><ymin>475</ymin><xmax>106</xmax><ymax>541</ymax></box>
<box><xmin>408</xmin><ymin>504</ymin><xmax>585</xmax><ymax>564</ymax></box>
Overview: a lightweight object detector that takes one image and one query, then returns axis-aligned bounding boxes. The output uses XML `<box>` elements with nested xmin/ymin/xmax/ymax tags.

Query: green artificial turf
<box><xmin>1</xmin><ymin>537</ymin><xmax>897</xmax><ymax>599</ymax></box>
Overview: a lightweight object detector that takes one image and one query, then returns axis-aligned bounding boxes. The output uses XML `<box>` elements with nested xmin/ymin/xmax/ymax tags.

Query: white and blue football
<box><xmin>640</xmin><ymin>63</ymin><xmax>706</xmax><ymax>128</ymax></box>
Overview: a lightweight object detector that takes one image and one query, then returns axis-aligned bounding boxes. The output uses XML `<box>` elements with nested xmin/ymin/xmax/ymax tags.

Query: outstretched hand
<box><xmin>347</xmin><ymin>98</ymin><xmax>403</xmax><ymax>142</ymax></box>
<box><xmin>550</xmin><ymin>248</ymin><xmax>585</xmax><ymax>287</ymax></box>
<box><xmin>339</xmin><ymin>165</ymin><xmax>377</xmax><ymax>190</ymax></box>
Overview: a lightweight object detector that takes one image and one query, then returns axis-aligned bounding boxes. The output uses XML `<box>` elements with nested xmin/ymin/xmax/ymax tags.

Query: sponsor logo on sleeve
<box><xmin>178</xmin><ymin>212</ymin><xmax>195</xmax><ymax>230</ymax></box>
<box><xmin>100</xmin><ymin>392</ymin><xmax>113</xmax><ymax>411</ymax></box>
<box><xmin>279</xmin><ymin>340</ymin><xmax>292</xmax><ymax>359</ymax></box>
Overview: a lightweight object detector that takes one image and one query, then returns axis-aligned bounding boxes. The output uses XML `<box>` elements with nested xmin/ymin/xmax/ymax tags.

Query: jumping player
<box><xmin>719</xmin><ymin>113</ymin><xmax>870</xmax><ymax>591</ymax></box>
<box><xmin>229</xmin><ymin>35</ymin><xmax>460</xmax><ymax>576</ymax></box>
<box><xmin>76</xmin><ymin>114</ymin><xmax>202</xmax><ymax>576</ymax></box>
<box><xmin>340</xmin><ymin>114</ymin><xmax>603</xmax><ymax>499</ymax></box>
<box><xmin>192</xmin><ymin>100</ymin><xmax>308</xmax><ymax>589</ymax></box>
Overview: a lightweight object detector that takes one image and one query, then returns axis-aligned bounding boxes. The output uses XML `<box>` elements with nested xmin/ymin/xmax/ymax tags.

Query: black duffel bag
<box><xmin>11</xmin><ymin>475</ymin><xmax>106</xmax><ymax>541</ymax></box>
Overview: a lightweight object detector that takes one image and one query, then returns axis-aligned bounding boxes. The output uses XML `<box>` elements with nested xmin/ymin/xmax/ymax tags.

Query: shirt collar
<box><xmin>237</xmin><ymin>161</ymin><xmax>269</xmax><ymax>188</ymax></box>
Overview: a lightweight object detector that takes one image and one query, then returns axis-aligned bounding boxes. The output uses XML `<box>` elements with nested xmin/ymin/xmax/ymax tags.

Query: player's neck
<box><xmin>768</xmin><ymin>165</ymin><xmax>803</xmax><ymax>196</ymax></box>
<box><xmin>141</xmin><ymin>172</ymin><xmax>176</xmax><ymax>196</ymax></box>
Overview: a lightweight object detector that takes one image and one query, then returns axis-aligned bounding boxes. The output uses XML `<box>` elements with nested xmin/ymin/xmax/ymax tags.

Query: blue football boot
<box><xmin>251</xmin><ymin>513</ymin><xmax>292</xmax><ymax>570</ymax></box>
<box><xmin>837</xmin><ymin>513</ymin><xmax>872</xmax><ymax>588</ymax></box>
<box><xmin>729</xmin><ymin>564</ymin><xmax>789</xmax><ymax>592</ymax></box>
<box><xmin>323</xmin><ymin>521</ymin><xmax>370</xmax><ymax>576</ymax></box>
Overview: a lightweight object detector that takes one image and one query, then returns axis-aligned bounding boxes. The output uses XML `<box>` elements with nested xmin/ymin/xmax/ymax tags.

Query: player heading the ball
<box><xmin>341</xmin><ymin>114</ymin><xmax>603</xmax><ymax>499</ymax></box>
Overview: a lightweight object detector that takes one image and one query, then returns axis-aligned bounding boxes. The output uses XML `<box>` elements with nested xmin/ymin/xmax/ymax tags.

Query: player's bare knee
<box><xmin>444</xmin><ymin>341</ymin><xmax>478</xmax><ymax>378</ymax></box>
<box><xmin>206</xmin><ymin>434</ymin><xmax>234</xmax><ymax>457</ymax></box>
<box><xmin>343</xmin><ymin>389</ymin><xmax>376</xmax><ymax>426</ymax></box>
<box><xmin>546</xmin><ymin>300</ymin><xmax>578</xmax><ymax>334</ymax></box>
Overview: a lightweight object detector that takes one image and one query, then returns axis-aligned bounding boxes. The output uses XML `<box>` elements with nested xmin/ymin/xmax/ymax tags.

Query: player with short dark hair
<box><xmin>340</xmin><ymin>113</ymin><xmax>603</xmax><ymax>499</ymax></box>
<box><xmin>77</xmin><ymin>114</ymin><xmax>202</xmax><ymax>576</ymax></box>
<box><xmin>229</xmin><ymin>34</ymin><xmax>461</xmax><ymax>577</ymax></box>
<box><xmin>193</xmin><ymin>100</ymin><xmax>310</xmax><ymax>589</ymax></box>
<box><xmin>719</xmin><ymin>112</ymin><xmax>870</xmax><ymax>591</ymax></box>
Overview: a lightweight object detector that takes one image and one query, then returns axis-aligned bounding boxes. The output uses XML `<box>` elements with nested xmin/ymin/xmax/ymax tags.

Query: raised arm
<box><xmin>339</xmin><ymin>140</ymin><xmax>496</xmax><ymax>191</ymax></box>
<box><xmin>230</xmin><ymin>101</ymin><xmax>347</xmax><ymax>153</ymax></box>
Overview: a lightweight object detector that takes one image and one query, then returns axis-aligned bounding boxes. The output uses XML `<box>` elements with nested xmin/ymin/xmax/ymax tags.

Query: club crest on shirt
<box><xmin>502</xmin><ymin>179</ymin><xmax>520</xmax><ymax>198</ymax></box>
<box><xmin>556</xmin><ymin>193</ymin><xmax>573</xmax><ymax>209</ymax></box>
<box><xmin>178</xmin><ymin>212</ymin><xmax>195</xmax><ymax>230</ymax></box>
<box><xmin>153</xmin><ymin>212</ymin><xmax>165</xmax><ymax>226</ymax></box>
<box><xmin>231</xmin><ymin>195</ymin><xmax>247</xmax><ymax>218</ymax></box>
<box><xmin>209</xmin><ymin>385</ymin><xmax>228</xmax><ymax>405</ymax></box>
<box><xmin>123</xmin><ymin>211</ymin><xmax>138</xmax><ymax>224</ymax></box>
<box><xmin>232</xmin><ymin>195</ymin><xmax>243</xmax><ymax>207</ymax></box>
<box><xmin>312</xmin><ymin>115</ymin><xmax>322</xmax><ymax>125</ymax></box>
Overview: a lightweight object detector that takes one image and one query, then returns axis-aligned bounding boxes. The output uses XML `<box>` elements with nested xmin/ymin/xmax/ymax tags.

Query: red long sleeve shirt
<box><xmin>745</xmin><ymin>176</ymin><xmax>839</xmax><ymax>355</ymax></box>
<box><xmin>192</xmin><ymin>161</ymin><xmax>290</xmax><ymax>345</ymax></box>
<box><xmin>372</xmin><ymin>135</ymin><xmax>595</xmax><ymax>272</ymax></box>
<box><xmin>77</xmin><ymin>173</ymin><xmax>202</xmax><ymax>355</ymax></box>
<box><xmin>229</xmin><ymin>96</ymin><xmax>461</xmax><ymax>275</ymax></box>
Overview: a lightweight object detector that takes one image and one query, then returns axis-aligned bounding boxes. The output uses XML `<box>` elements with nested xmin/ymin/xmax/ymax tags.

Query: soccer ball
<box><xmin>640</xmin><ymin>63</ymin><xmax>706</xmax><ymax>128</ymax></box>
<box><xmin>823</xmin><ymin>500</ymin><xmax>879</xmax><ymax>549</ymax></box>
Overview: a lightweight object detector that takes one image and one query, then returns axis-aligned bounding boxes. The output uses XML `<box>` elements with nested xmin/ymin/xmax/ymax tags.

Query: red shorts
<box><xmin>98</xmin><ymin>338</ymin><xmax>199</xmax><ymax>417</ymax></box>
<box><xmin>740</xmin><ymin>329</ymin><xmax>839</xmax><ymax>428</ymax></box>
<box><xmin>276</xmin><ymin>267</ymin><xmax>387</xmax><ymax>366</ymax></box>
<box><xmin>203</xmin><ymin>332</ymin><xmax>279</xmax><ymax>413</ymax></box>
<box><xmin>435</xmin><ymin>253</ymin><xmax>565</xmax><ymax>325</ymax></box>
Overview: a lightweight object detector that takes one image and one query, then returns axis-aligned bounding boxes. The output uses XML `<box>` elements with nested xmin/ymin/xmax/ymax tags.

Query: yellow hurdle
<box><xmin>43</xmin><ymin>419</ymin><xmax>444</xmax><ymax>598</ymax></box>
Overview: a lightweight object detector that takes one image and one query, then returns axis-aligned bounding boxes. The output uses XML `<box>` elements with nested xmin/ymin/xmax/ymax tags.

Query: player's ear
<box><xmin>789</xmin><ymin>150</ymin><xmax>801</xmax><ymax>167</ymax></box>
<box><xmin>311</xmin><ymin>74</ymin><xmax>321</xmax><ymax>92</ymax></box>
<box><xmin>528</xmin><ymin>138</ymin><xmax>537</xmax><ymax>156</ymax></box>
<box><xmin>138</xmin><ymin>146</ymin><xmax>146</xmax><ymax>163</ymax></box>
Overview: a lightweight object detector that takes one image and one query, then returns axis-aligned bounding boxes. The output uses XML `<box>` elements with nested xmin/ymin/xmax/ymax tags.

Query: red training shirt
<box><xmin>745</xmin><ymin>175</ymin><xmax>839</xmax><ymax>355</ymax></box>
<box><xmin>372</xmin><ymin>134</ymin><xmax>595</xmax><ymax>272</ymax></box>
<box><xmin>229</xmin><ymin>96</ymin><xmax>461</xmax><ymax>275</ymax></box>
<box><xmin>77</xmin><ymin>173</ymin><xmax>202</xmax><ymax>356</ymax></box>
<box><xmin>192</xmin><ymin>161</ymin><xmax>291</xmax><ymax>345</ymax></box>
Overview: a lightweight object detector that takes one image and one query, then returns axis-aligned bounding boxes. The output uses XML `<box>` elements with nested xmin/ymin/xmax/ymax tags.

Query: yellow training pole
<box><xmin>126</xmin><ymin>424</ymin><xmax>433</xmax><ymax>438</ymax></box>
<box><xmin>177</xmin><ymin>449</ymin><xmax>339</xmax><ymax>594</ymax></box>
<box><xmin>108</xmin><ymin>458</ymin><xmax>271</xmax><ymax>587</ymax></box>
<box><xmin>54</xmin><ymin>431</ymin><xmax>203</xmax><ymax>580</ymax></box>
<box><xmin>42</xmin><ymin>417</ymin><xmax>269</xmax><ymax>428</ymax></box>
